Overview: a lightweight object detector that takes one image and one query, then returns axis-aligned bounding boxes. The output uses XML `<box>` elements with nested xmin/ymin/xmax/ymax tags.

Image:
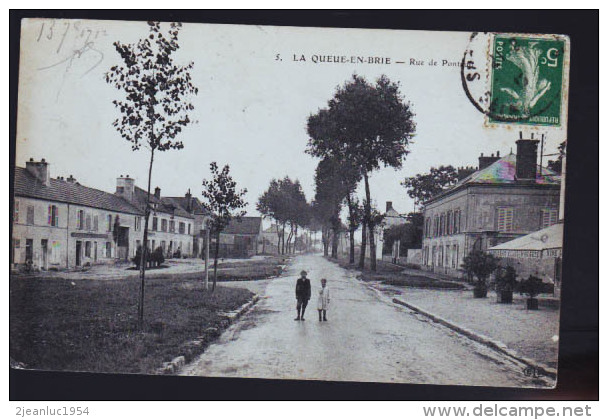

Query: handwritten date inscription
<box><xmin>36</xmin><ymin>20</ymin><xmax>106</xmax><ymax>77</ymax></box>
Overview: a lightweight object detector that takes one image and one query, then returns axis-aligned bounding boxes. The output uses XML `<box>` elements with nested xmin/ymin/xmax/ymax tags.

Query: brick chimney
<box><xmin>116</xmin><ymin>174</ymin><xmax>135</xmax><ymax>202</ymax></box>
<box><xmin>515</xmin><ymin>132</ymin><xmax>540</xmax><ymax>182</ymax></box>
<box><xmin>185</xmin><ymin>189</ymin><xmax>192</xmax><ymax>212</ymax></box>
<box><xmin>386</xmin><ymin>201</ymin><xmax>394</xmax><ymax>212</ymax></box>
<box><xmin>154</xmin><ymin>186</ymin><xmax>161</xmax><ymax>199</ymax></box>
<box><xmin>25</xmin><ymin>158</ymin><xmax>50</xmax><ymax>186</ymax></box>
<box><xmin>478</xmin><ymin>151</ymin><xmax>501</xmax><ymax>170</ymax></box>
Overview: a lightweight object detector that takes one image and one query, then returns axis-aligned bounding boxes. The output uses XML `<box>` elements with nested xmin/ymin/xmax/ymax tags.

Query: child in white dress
<box><xmin>317</xmin><ymin>278</ymin><xmax>330</xmax><ymax>322</ymax></box>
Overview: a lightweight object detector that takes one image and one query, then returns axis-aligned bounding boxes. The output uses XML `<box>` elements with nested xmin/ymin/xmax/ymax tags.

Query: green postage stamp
<box><xmin>489</xmin><ymin>36</ymin><xmax>567</xmax><ymax>126</ymax></box>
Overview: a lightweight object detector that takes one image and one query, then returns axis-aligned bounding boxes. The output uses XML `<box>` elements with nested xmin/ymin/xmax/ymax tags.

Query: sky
<box><xmin>16</xmin><ymin>19</ymin><xmax>568</xmax><ymax>222</ymax></box>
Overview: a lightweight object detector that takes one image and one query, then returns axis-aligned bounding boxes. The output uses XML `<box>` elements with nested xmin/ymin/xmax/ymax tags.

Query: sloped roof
<box><xmin>131</xmin><ymin>187</ymin><xmax>193</xmax><ymax>219</ymax></box>
<box><xmin>489</xmin><ymin>223</ymin><xmax>563</xmax><ymax>252</ymax></box>
<box><xmin>459</xmin><ymin>153</ymin><xmax>560</xmax><ymax>186</ymax></box>
<box><xmin>222</xmin><ymin>217</ymin><xmax>262</xmax><ymax>235</ymax></box>
<box><xmin>427</xmin><ymin>153</ymin><xmax>561</xmax><ymax>204</ymax></box>
<box><xmin>162</xmin><ymin>196</ymin><xmax>209</xmax><ymax>215</ymax></box>
<box><xmin>14</xmin><ymin>167</ymin><xmax>142</xmax><ymax>215</ymax></box>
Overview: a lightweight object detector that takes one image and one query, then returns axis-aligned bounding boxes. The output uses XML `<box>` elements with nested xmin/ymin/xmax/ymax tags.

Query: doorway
<box><xmin>76</xmin><ymin>241</ymin><xmax>82</xmax><ymax>266</ymax></box>
<box><xmin>25</xmin><ymin>239</ymin><xmax>33</xmax><ymax>263</ymax></box>
<box><xmin>41</xmin><ymin>239</ymin><xmax>48</xmax><ymax>270</ymax></box>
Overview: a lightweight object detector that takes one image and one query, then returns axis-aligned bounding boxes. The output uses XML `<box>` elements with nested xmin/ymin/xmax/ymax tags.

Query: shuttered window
<box><xmin>14</xmin><ymin>201</ymin><xmax>19</xmax><ymax>223</ymax></box>
<box><xmin>47</xmin><ymin>205</ymin><xmax>59</xmax><ymax>226</ymax></box>
<box><xmin>497</xmin><ymin>207</ymin><xmax>514</xmax><ymax>232</ymax></box>
<box><xmin>541</xmin><ymin>209</ymin><xmax>558</xmax><ymax>229</ymax></box>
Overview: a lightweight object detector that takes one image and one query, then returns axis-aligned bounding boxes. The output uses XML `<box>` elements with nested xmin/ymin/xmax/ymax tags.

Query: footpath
<box><xmin>370</xmin><ymin>280</ymin><xmax>560</xmax><ymax>373</ymax></box>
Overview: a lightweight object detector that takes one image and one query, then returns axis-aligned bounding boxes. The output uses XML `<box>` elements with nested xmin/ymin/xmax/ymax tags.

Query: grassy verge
<box><xmin>330</xmin><ymin>255</ymin><xmax>464</xmax><ymax>290</ymax></box>
<box><xmin>10</xmin><ymin>274</ymin><xmax>253</xmax><ymax>374</ymax></box>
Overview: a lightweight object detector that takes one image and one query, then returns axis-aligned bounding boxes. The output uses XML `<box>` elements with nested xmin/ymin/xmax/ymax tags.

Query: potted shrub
<box><xmin>461</xmin><ymin>250</ymin><xmax>499</xmax><ymax>298</ymax></box>
<box><xmin>518</xmin><ymin>275</ymin><xmax>544</xmax><ymax>310</ymax></box>
<box><xmin>495</xmin><ymin>266</ymin><xmax>518</xmax><ymax>304</ymax></box>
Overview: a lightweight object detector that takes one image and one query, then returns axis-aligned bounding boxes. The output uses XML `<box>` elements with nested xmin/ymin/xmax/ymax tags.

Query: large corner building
<box><xmin>421</xmin><ymin>134</ymin><xmax>561</xmax><ymax>277</ymax></box>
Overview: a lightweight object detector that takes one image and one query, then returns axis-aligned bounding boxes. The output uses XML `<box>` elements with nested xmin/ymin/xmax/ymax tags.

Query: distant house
<box><xmin>162</xmin><ymin>190</ymin><xmax>210</xmax><ymax>259</ymax></box>
<box><xmin>421</xmin><ymin>134</ymin><xmax>561</xmax><ymax>277</ymax></box>
<box><xmin>214</xmin><ymin>217</ymin><xmax>263</xmax><ymax>258</ymax></box>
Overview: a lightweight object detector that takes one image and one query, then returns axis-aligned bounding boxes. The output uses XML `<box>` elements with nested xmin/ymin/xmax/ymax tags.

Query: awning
<box><xmin>488</xmin><ymin>223</ymin><xmax>563</xmax><ymax>259</ymax></box>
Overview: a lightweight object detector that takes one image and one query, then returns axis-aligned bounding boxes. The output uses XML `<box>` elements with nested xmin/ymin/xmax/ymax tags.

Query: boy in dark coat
<box><xmin>295</xmin><ymin>270</ymin><xmax>311</xmax><ymax>321</ymax></box>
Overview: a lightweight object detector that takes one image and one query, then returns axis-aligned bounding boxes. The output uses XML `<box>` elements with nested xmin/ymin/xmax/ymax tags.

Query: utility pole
<box><xmin>540</xmin><ymin>133</ymin><xmax>545</xmax><ymax>170</ymax></box>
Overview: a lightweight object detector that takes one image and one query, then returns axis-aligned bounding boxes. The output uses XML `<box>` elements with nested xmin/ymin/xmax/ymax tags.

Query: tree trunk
<box><xmin>274</xmin><ymin>221</ymin><xmax>281</xmax><ymax>255</ymax></box>
<box><xmin>363</xmin><ymin>172</ymin><xmax>376</xmax><ymax>271</ymax></box>
<box><xmin>212</xmin><ymin>231</ymin><xmax>220</xmax><ymax>292</ymax></box>
<box><xmin>281</xmin><ymin>223</ymin><xmax>286</xmax><ymax>255</ymax></box>
<box><xmin>359</xmin><ymin>219</ymin><xmax>367</xmax><ymax>269</ymax></box>
<box><xmin>286</xmin><ymin>223</ymin><xmax>294</xmax><ymax>254</ymax></box>
<box><xmin>322</xmin><ymin>227</ymin><xmax>329</xmax><ymax>257</ymax></box>
<box><xmin>331</xmin><ymin>228</ymin><xmax>338</xmax><ymax>259</ymax></box>
<box><xmin>349</xmin><ymin>229</ymin><xmax>355</xmax><ymax>264</ymax></box>
<box><xmin>138</xmin><ymin>147</ymin><xmax>155</xmax><ymax>330</ymax></box>
<box><xmin>346</xmin><ymin>193</ymin><xmax>356</xmax><ymax>264</ymax></box>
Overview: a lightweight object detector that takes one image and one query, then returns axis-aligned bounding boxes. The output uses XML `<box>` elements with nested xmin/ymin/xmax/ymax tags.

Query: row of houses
<box><xmin>11</xmin><ymin>158</ymin><xmax>264</xmax><ymax>270</ymax></box>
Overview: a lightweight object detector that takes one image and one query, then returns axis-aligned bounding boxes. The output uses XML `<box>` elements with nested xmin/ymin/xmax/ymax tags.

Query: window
<box><xmin>107</xmin><ymin>215</ymin><xmax>112</xmax><ymax>232</ymax></box>
<box><xmin>454</xmin><ymin>210</ymin><xmax>461</xmax><ymax>234</ymax></box>
<box><xmin>179</xmin><ymin>222</ymin><xmax>185</xmax><ymax>234</ymax></box>
<box><xmin>85</xmin><ymin>241</ymin><xmax>91</xmax><ymax>257</ymax></box>
<box><xmin>497</xmin><ymin>207</ymin><xmax>515</xmax><ymax>232</ymax></box>
<box><xmin>14</xmin><ymin>201</ymin><xmax>19</xmax><ymax>223</ymax></box>
<box><xmin>27</xmin><ymin>206</ymin><xmax>35</xmax><ymax>225</ymax></box>
<box><xmin>152</xmin><ymin>240</ymin><xmax>156</xmax><ymax>251</ymax></box>
<box><xmin>160</xmin><ymin>241</ymin><xmax>166</xmax><ymax>252</ymax></box>
<box><xmin>152</xmin><ymin>217</ymin><xmax>158</xmax><ymax>231</ymax></box>
<box><xmin>541</xmin><ymin>209</ymin><xmax>558</xmax><ymax>229</ymax></box>
<box><xmin>187</xmin><ymin>223</ymin><xmax>191</xmax><ymax>235</ymax></box>
<box><xmin>77</xmin><ymin>210</ymin><xmax>85</xmax><ymax>230</ymax></box>
<box><xmin>85</xmin><ymin>214</ymin><xmax>92</xmax><ymax>231</ymax></box>
<box><xmin>439</xmin><ymin>214</ymin><xmax>445</xmax><ymax>236</ymax></box>
<box><xmin>47</xmin><ymin>205</ymin><xmax>59</xmax><ymax>227</ymax></box>
<box><xmin>93</xmin><ymin>215</ymin><xmax>99</xmax><ymax>231</ymax></box>
<box><xmin>135</xmin><ymin>216</ymin><xmax>141</xmax><ymax>231</ymax></box>
<box><xmin>161</xmin><ymin>219</ymin><xmax>168</xmax><ymax>232</ymax></box>
<box><xmin>433</xmin><ymin>216</ymin><xmax>439</xmax><ymax>237</ymax></box>
<box><xmin>14</xmin><ymin>239</ymin><xmax>21</xmax><ymax>248</ymax></box>
<box><xmin>105</xmin><ymin>242</ymin><xmax>111</xmax><ymax>258</ymax></box>
<box><xmin>446</xmin><ymin>211</ymin><xmax>452</xmax><ymax>235</ymax></box>
<box><xmin>169</xmin><ymin>220</ymin><xmax>175</xmax><ymax>233</ymax></box>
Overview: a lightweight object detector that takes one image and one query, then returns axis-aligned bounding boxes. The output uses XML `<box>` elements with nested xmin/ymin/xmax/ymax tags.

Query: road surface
<box><xmin>182</xmin><ymin>254</ymin><xmax>550</xmax><ymax>387</ymax></box>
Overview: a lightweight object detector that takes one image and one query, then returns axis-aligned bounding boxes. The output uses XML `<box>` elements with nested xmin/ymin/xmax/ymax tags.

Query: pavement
<box><xmin>182</xmin><ymin>254</ymin><xmax>554</xmax><ymax>387</ymax></box>
<box><xmin>372</xmin><ymin>283</ymin><xmax>560</xmax><ymax>370</ymax></box>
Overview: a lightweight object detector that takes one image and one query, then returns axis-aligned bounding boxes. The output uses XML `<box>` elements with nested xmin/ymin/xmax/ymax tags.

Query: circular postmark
<box><xmin>461</xmin><ymin>32</ymin><xmax>566</xmax><ymax>126</ymax></box>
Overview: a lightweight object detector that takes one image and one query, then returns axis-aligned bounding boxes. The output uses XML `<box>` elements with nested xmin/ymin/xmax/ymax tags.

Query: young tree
<box><xmin>106</xmin><ymin>21</ymin><xmax>198</xmax><ymax>328</ymax></box>
<box><xmin>402</xmin><ymin>165</ymin><xmax>476</xmax><ymax>207</ymax></box>
<box><xmin>307</xmin><ymin>74</ymin><xmax>416</xmax><ymax>271</ymax></box>
<box><xmin>201</xmin><ymin>162</ymin><xmax>248</xmax><ymax>292</ymax></box>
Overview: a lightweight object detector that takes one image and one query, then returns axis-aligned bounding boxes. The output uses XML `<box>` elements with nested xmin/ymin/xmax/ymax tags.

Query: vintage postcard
<box><xmin>11</xmin><ymin>18</ymin><xmax>569</xmax><ymax>389</ymax></box>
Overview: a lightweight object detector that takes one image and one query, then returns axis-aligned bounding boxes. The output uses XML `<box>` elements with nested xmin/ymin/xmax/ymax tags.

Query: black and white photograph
<box><xmin>8</xmin><ymin>11</ymin><xmax>597</xmax><ymax>400</ymax></box>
